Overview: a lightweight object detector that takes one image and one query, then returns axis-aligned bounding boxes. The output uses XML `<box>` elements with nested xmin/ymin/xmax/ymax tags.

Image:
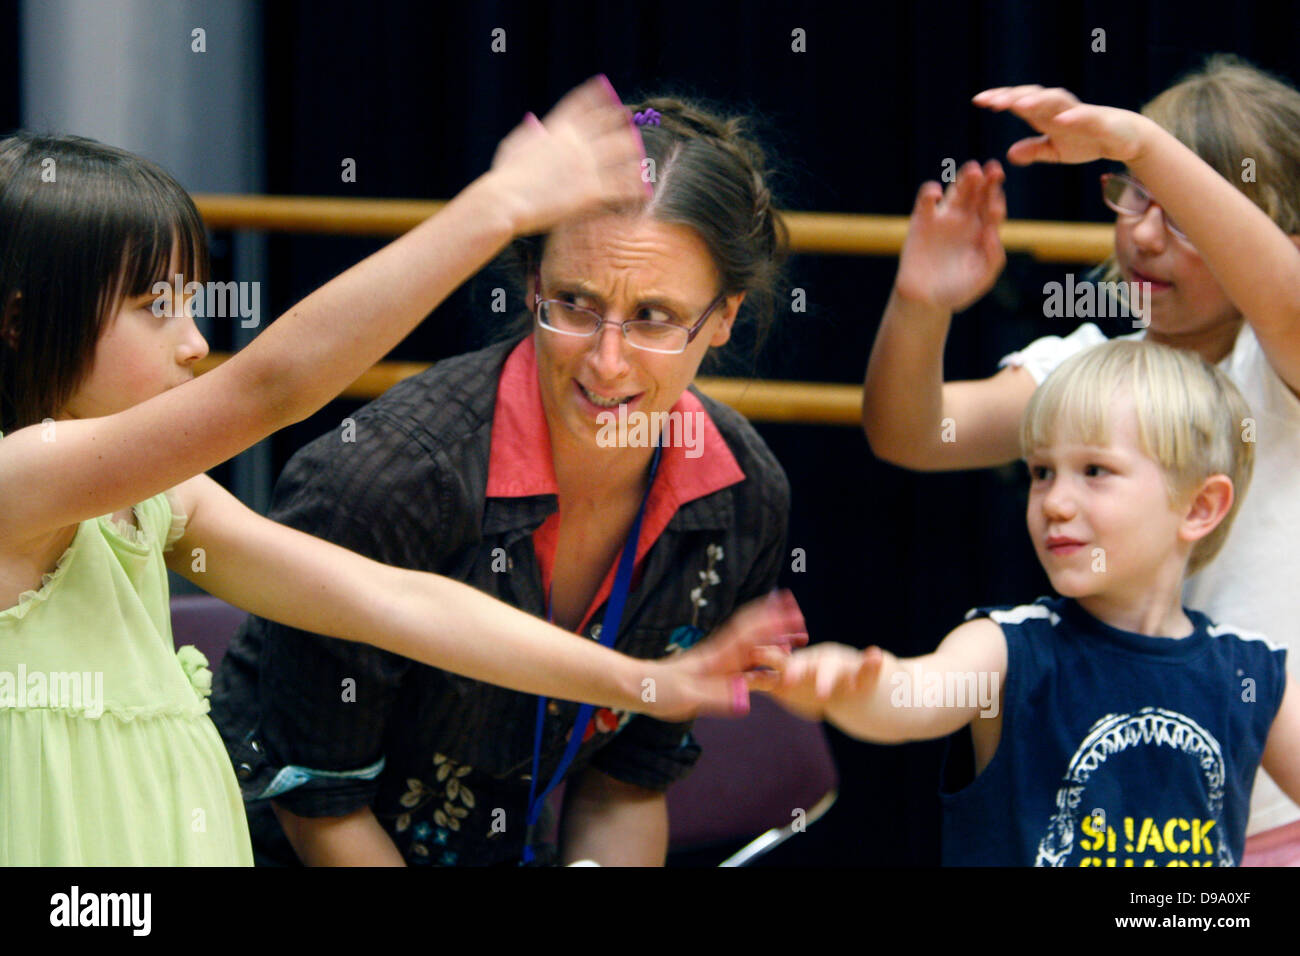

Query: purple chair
<box><xmin>169</xmin><ymin>594</ymin><xmax>248</xmax><ymax>672</ymax></box>
<box><xmin>667</xmin><ymin>693</ymin><xmax>838</xmax><ymax>865</ymax></box>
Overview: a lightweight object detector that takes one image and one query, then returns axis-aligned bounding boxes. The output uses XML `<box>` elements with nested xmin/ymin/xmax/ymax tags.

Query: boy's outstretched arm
<box><xmin>763</xmin><ymin>617</ymin><xmax>1007</xmax><ymax>743</ymax></box>
<box><xmin>1261</xmin><ymin>675</ymin><xmax>1300</xmax><ymax>806</ymax></box>
<box><xmin>862</xmin><ymin>160</ymin><xmax>1036</xmax><ymax>472</ymax></box>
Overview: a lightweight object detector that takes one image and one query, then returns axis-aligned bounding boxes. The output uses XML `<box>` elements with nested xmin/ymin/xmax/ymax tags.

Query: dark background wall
<box><xmin>6</xmin><ymin>0</ymin><xmax>1298</xmax><ymax>865</ymax></box>
<box><xmin>0</xmin><ymin>0</ymin><xmax>17</xmax><ymax>133</ymax></box>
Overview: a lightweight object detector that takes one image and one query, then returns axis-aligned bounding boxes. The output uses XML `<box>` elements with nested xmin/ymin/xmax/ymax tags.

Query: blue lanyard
<box><xmin>522</xmin><ymin>444</ymin><xmax>662</xmax><ymax>863</ymax></box>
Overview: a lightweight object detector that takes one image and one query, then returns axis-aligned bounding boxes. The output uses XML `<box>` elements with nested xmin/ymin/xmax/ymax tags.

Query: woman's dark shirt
<box><xmin>210</xmin><ymin>335</ymin><xmax>790</xmax><ymax>866</ymax></box>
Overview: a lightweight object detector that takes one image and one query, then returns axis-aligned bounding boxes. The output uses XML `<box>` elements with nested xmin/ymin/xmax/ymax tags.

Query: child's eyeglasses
<box><xmin>1100</xmin><ymin>172</ymin><xmax>1191</xmax><ymax>244</ymax></box>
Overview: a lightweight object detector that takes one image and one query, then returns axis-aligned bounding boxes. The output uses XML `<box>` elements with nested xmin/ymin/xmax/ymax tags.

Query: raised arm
<box><xmin>975</xmin><ymin>85</ymin><xmax>1300</xmax><ymax>395</ymax></box>
<box><xmin>862</xmin><ymin>160</ymin><xmax>1035</xmax><ymax>471</ymax></box>
<box><xmin>0</xmin><ymin>77</ymin><xmax>647</xmax><ymax>546</ymax></box>
<box><xmin>166</xmin><ymin>474</ymin><xmax>804</xmax><ymax>721</ymax></box>
<box><xmin>864</xmin><ymin>291</ymin><xmax>1036</xmax><ymax>470</ymax></box>
<box><xmin>763</xmin><ymin>617</ymin><xmax>1007</xmax><ymax>744</ymax></box>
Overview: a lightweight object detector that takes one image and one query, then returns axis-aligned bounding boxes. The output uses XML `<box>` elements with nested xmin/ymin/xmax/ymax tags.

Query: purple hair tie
<box><xmin>633</xmin><ymin>108</ymin><xmax>661</xmax><ymax>128</ymax></box>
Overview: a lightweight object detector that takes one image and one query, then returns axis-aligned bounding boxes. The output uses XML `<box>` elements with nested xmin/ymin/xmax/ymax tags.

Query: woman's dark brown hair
<box><xmin>504</xmin><ymin>95</ymin><xmax>788</xmax><ymax>360</ymax></box>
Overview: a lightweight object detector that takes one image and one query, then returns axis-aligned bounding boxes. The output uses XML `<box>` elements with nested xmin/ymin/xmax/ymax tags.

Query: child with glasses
<box><xmin>861</xmin><ymin>55</ymin><xmax>1300</xmax><ymax>845</ymax></box>
<box><xmin>767</xmin><ymin>339</ymin><xmax>1299</xmax><ymax>866</ymax></box>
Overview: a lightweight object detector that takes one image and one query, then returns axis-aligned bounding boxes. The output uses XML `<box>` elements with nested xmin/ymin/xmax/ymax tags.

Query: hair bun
<box><xmin>504</xmin><ymin>94</ymin><xmax>789</xmax><ymax>364</ymax></box>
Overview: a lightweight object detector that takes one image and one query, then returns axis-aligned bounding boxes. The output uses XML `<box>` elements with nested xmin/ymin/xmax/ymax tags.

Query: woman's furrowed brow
<box><xmin>548</xmin><ymin>278</ymin><xmax>690</xmax><ymax>314</ymax></box>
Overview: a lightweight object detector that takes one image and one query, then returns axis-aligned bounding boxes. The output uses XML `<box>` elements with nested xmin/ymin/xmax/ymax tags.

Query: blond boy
<box><xmin>767</xmin><ymin>340</ymin><xmax>1299</xmax><ymax>865</ymax></box>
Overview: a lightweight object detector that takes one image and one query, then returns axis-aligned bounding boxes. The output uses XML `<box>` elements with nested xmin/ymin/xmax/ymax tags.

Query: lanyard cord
<box><xmin>522</xmin><ymin>444</ymin><xmax>662</xmax><ymax>863</ymax></box>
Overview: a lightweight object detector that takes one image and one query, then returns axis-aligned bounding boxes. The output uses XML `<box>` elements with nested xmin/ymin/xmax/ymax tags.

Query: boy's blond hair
<box><xmin>1020</xmin><ymin>340</ymin><xmax>1254</xmax><ymax>576</ymax></box>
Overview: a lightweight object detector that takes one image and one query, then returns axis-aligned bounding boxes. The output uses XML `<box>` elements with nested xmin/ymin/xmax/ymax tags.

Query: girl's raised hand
<box><xmin>761</xmin><ymin>643</ymin><xmax>883</xmax><ymax>722</ymax></box>
<box><xmin>487</xmin><ymin>75</ymin><xmax>649</xmax><ymax>237</ymax></box>
<box><xmin>647</xmin><ymin>590</ymin><xmax>809</xmax><ymax>723</ymax></box>
<box><xmin>973</xmin><ymin>85</ymin><xmax>1146</xmax><ymax>166</ymax></box>
<box><xmin>895</xmin><ymin>159</ymin><xmax>1007</xmax><ymax>312</ymax></box>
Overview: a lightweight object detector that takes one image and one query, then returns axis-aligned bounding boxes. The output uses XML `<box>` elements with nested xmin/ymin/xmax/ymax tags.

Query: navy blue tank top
<box><xmin>941</xmin><ymin>597</ymin><xmax>1286</xmax><ymax>866</ymax></box>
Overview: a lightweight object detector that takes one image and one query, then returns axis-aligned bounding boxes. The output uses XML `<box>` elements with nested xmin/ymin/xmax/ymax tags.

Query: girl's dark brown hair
<box><xmin>0</xmin><ymin>132</ymin><xmax>209</xmax><ymax>434</ymax></box>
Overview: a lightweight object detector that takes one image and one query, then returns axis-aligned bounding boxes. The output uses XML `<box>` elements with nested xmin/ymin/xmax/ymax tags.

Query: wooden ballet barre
<box><xmin>194</xmin><ymin>353</ymin><xmax>865</xmax><ymax>426</ymax></box>
<box><xmin>694</xmin><ymin>377</ymin><xmax>863</xmax><ymax>425</ymax></box>
<box><xmin>192</xmin><ymin>194</ymin><xmax>1115</xmax><ymax>263</ymax></box>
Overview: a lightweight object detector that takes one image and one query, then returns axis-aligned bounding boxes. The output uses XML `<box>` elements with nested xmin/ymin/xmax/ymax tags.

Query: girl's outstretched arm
<box><xmin>164</xmin><ymin>474</ymin><xmax>805</xmax><ymax>720</ymax></box>
<box><xmin>975</xmin><ymin>85</ymin><xmax>1300</xmax><ymax>395</ymax></box>
<box><xmin>0</xmin><ymin>76</ymin><xmax>647</xmax><ymax>546</ymax></box>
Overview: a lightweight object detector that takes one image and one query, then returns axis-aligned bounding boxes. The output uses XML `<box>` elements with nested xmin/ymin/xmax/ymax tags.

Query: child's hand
<box><xmin>761</xmin><ymin>643</ymin><xmax>884</xmax><ymax>722</ymax></box>
<box><xmin>486</xmin><ymin>75</ymin><xmax>648</xmax><ymax>237</ymax></box>
<box><xmin>646</xmin><ymin>590</ymin><xmax>808</xmax><ymax>722</ymax></box>
<box><xmin>973</xmin><ymin>85</ymin><xmax>1148</xmax><ymax>166</ymax></box>
<box><xmin>895</xmin><ymin>160</ymin><xmax>1007</xmax><ymax>311</ymax></box>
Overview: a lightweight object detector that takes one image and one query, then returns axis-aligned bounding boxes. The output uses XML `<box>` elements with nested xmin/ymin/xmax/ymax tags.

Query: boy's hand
<box><xmin>647</xmin><ymin>590</ymin><xmax>809</xmax><ymax>723</ymax></box>
<box><xmin>894</xmin><ymin>160</ymin><xmax>1007</xmax><ymax>312</ymax></box>
<box><xmin>487</xmin><ymin>75</ymin><xmax>648</xmax><ymax>237</ymax></box>
<box><xmin>973</xmin><ymin>85</ymin><xmax>1149</xmax><ymax>166</ymax></box>
<box><xmin>761</xmin><ymin>643</ymin><xmax>884</xmax><ymax>722</ymax></box>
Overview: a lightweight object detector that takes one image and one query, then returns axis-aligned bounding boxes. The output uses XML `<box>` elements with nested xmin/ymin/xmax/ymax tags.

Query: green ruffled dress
<box><xmin>0</xmin><ymin>491</ymin><xmax>253</xmax><ymax>865</ymax></box>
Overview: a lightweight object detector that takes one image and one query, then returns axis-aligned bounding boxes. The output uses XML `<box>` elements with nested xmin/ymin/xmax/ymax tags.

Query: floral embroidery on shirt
<box><xmin>408</xmin><ymin>821</ymin><xmax>458</xmax><ymax>865</ymax></box>
<box><xmin>689</xmin><ymin>543</ymin><xmax>724</xmax><ymax>627</ymax></box>
<box><xmin>397</xmin><ymin>753</ymin><xmax>475</xmax><ymax>837</ymax></box>
<box><xmin>576</xmin><ymin>706</ymin><xmax>635</xmax><ymax>744</ymax></box>
<box><xmin>666</xmin><ymin>624</ymin><xmax>706</xmax><ymax>655</ymax></box>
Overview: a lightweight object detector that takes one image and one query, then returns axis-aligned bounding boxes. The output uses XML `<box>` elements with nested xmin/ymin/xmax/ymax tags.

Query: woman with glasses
<box><xmin>858</xmin><ymin>56</ymin><xmax>1300</xmax><ymax>855</ymax></box>
<box><xmin>210</xmin><ymin>94</ymin><xmax>795</xmax><ymax>866</ymax></box>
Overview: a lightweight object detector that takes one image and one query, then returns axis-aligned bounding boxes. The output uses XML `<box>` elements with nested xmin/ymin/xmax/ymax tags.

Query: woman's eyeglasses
<box><xmin>533</xmin><ymin>270</ymin><xmax>726</xmax><ymax>355</ymax></box>
<box><xmin>1100</xmin><ymin>172</ymin><xmax>1190</xmax><ymax>243</ymax></box>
